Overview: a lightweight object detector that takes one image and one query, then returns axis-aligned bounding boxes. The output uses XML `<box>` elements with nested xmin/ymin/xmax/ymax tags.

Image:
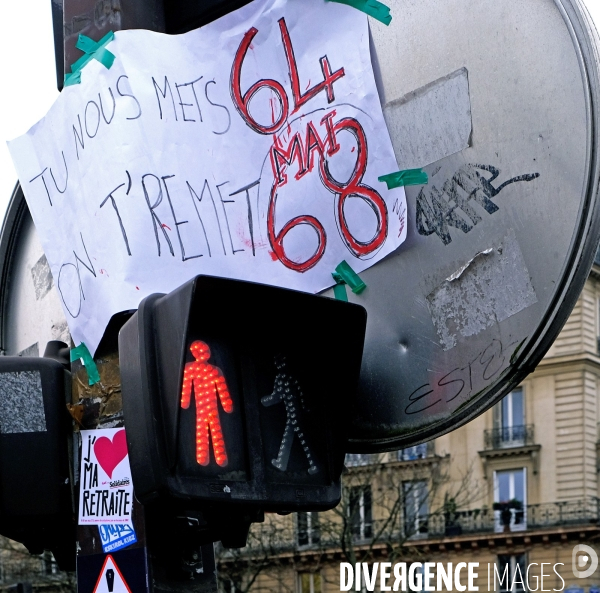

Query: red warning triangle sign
<box><xmin>92</xmin><ymin>555</ymin><xmax>132</xmax><ymax>593</ymax></box>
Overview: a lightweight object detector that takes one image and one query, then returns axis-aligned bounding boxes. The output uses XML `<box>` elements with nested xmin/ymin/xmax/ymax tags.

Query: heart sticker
<box><xmin>94</xmin><ymin>429</ymin><xmax>128</xmax><ymax>479</ymax></box>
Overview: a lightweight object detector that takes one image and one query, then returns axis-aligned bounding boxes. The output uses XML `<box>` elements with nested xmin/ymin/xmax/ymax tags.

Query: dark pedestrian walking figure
<box><xmin>261</xmin><ymin>354</ymin><xmax>318</xmax><ymax>475</ymax></box>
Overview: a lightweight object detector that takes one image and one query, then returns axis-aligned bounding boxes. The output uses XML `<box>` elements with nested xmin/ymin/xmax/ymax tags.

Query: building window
<box><xmin>298</xmin><ymin>572</ymin><xmax>322</xmax><ymax>593</ymax></box>
<box><xmin>495</xmin><ymin>555</ymin><xmax>527</xmax><ymax>593</ymax></box>
<box><xmin>399</xmin><ymin>443</ymin><xmax>429</xmax><ymax>461</ymax></box>
<box><xmin>349</xmin><ymin>486</ymin><xmax>373</xmax><ymax>540</ymax></box>
<box><xmin>494</xmin><ymin>468</ymin><xmax>526</xmax><ymax>532</ymax></box>
<box><xmin>597</xmin><ymin>298</ymin><xmax>600</xmax><ymax>353</ymax></box>
<box><xmin>42</xmin><ymin>551</ymin><xmax>57</xmax><ymax>575</ymax></box>
<box><xmin>403</xmin><ymin>480</ymin><xmax>429</xmax><ymax>537</ymax></box>
<box><xmin>499</xmin><ymin>388</ymin><xmax>525</xmax><ymax>446</ymax></box>
<box><xmin>221</xmin><ymin>580</ymin><xmax>242</xmax><ymax>593</ymax></box>
<box><xmin>297</xmin><ymin>511</ymin><xmax>320</xmax><ymax>546</ymax></box>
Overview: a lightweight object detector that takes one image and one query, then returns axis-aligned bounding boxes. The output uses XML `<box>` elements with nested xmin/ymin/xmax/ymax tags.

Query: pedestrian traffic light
<box><xmin>0</xmin><ymin>346</ymin><xmax>75</xmax><ymax>570</ymax></box>
<box><xmin>119</xmin><ymin>275</ymin><xmax>366</xmax><ymax>535</ymax></box>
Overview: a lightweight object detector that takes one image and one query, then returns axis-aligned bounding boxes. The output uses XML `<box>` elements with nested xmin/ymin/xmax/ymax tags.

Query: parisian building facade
<box><xmin>217</xmin><ymin>260</ymin><xmax>600</xmax><ymax>593</ymax></box>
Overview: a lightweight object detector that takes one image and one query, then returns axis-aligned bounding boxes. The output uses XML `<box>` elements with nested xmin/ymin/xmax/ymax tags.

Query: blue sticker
<box><xmin>99</xmin><ymin>524</ymin><xmax>137</xmax><ymax>553</ymax></box>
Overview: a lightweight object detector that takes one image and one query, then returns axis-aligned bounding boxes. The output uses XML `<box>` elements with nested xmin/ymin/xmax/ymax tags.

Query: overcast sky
<box><xmin>1</xmin><ymin>0</ymin><xmax>600</xmax><ymax>225</ymax></box>
<box><xmin>0</xmin><ymin>1</ymin><xmax>58</xmax><ymax>215</ymax></box>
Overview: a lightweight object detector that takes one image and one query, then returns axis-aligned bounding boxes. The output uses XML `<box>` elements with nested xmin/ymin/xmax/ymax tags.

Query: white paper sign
<box><xmin>79</xmin><ymin>428</ymin><xmax>134</xmax><ymax>525</ymax></box>
<box><xmin>9</xmin><ymin>0</ymin><xmax>407</xmax><ymax>355</ymax></box>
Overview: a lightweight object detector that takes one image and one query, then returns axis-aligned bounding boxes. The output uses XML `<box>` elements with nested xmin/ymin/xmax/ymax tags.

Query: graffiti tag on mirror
<box><xmin>405</xmin><ymin>337</ymin><xmax>522</xmax><ymax>415</ymax></box>
<box><xmin>416</xmin><ymin>164</ymin><xmax>540</xmax><ymax>245</ymax></box>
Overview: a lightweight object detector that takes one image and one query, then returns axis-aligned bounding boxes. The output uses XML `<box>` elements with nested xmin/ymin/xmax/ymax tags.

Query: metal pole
<box><xmin>61</xmin><ymin>2</ymin><xmax>217</xmax><ymax>590</ymax></box>
<box><xmin>63</xmin><ymin>0</ymin><xmax>165</xmax><ymax>84</ymax></box>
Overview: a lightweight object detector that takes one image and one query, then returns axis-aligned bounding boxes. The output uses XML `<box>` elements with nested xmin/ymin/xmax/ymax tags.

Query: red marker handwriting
<box><xmin>231</xmin><ymin>17</ymin><xmax>388</xmax><ymax>273</ymax></box>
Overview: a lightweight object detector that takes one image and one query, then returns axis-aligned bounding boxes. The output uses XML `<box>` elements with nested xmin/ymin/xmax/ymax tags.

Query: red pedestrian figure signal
<box><xmin>181</xmin><ymin>341</ymin><xmax>233</xmax><ymax>467</ymax></box>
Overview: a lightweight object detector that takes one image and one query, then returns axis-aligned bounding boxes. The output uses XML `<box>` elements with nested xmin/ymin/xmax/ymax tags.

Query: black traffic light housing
<box><xmin>0</xmin><ymin>352</ymin><xmax>74</xmax><ymax>570</ymax></box>
<box><xmin>119</xmin><ymin>276</ymin><xmax>366</xmax><ymax>541</ymax></box>
<box><xmin>164</xmin><ymin>0</ymin><xmax>252</xmax><ymax>33</ymax></box>
<box><xmin>53</xmin><ymin>0</ymin><xmax>253</xmax><ymax>91</ymax></box>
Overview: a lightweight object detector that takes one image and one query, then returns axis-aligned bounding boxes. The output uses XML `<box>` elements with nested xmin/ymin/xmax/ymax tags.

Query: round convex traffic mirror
<box><xmin>336</xmin><ymin>0</ymin><xmax>600</xmax><ymax>451</ymax></box>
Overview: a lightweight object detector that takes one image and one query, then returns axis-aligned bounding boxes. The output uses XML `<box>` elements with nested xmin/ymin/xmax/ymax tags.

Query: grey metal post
<box><xmin>63</xmin><ymin>0</ymin><xmax>165</xmax><ymax>82</ymax></box>
<box><xmin>61</xmin><ymin>2</ymin><xmax>217</xmax><ymax>591</ymax></box>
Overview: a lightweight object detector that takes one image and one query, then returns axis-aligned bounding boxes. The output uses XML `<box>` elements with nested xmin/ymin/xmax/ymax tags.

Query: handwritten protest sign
<box><xmin>8</xmin><ymin>0</ymin><xmax>407</xmax><ymax>355</ymax></box>
<box><xmin>79</xmin><ymin>429</ymin><xmax>134</xmax><ymax>525</ymax></box>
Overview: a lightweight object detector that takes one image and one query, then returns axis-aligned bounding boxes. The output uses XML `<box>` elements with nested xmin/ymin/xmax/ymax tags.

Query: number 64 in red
<box><xmin>230</xmin><ymin>17</ymin><xmax>345</xmax><ymax>135</ymax></box>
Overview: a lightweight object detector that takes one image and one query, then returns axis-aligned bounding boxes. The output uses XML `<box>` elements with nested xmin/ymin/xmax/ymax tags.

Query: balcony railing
<box><xmin>428</xmin><ymin>498</ymin><xmax>599</xmax><ymax>536</ymax></box>
<box><xmin>224</xmin><ymin>499</ymin><xmax>600</xmax><ymax>560</ymax></box>
<box><xmin>345</xmin><ymin>444</ymin><xmax>436</xmax><ymax>467</ymax></box>
<box><xmin>484</xmin><ymin>425</ymin><xmax>535</xmax><ymax>449</ymax></box>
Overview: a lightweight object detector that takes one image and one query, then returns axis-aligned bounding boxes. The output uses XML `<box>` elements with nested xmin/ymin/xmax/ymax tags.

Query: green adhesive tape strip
<box><xmin>379</xmin><ymin>169</ymin><xmax>429</xmax><ymax>189</ymax></box>
<box><xmin>70</xmin><ymin>343</ymin><xmax>101</xmax><ymax>386</ymax></box>
<box><xmin>64</xmin><ymin>31</ymin><xmax>115</xmax><ymax>87</ymax></box>
<box><xmin>335</xmin><ymin>260</ymin><xmax>367</xmax><ymax>294</ymax></box>
<box><xmin>333</xmin><ymin>282</ymin><xmax>349</xmax><ymax>302</ymax></box>
<box><xmin>326</xmin><ymin>0</ymin><xmax>392</xmax><ymax>25</ymax></box>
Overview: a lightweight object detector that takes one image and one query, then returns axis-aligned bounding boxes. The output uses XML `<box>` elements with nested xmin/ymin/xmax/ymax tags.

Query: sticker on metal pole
<box><xmin>77</xmin><ymin>548</ymin><xmax>149</xmax><ymax>593</ymax></box>
<box><xmin>99</xmin><ymin>524</ymin><xmax>137</xmax><ymax>554</ymax></box>
<box><xmin>93</xmin><ymin>555</ymin><xmax>131</xmax><ymax>593</ymax></box>
<box><xmin>78</xmin><ymin>428</ymin><xmax>134</xmax><ymax>525</ymax></box>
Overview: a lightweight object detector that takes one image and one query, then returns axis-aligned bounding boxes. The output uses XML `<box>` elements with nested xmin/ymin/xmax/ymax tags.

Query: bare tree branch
<box><xmin>216</xmin><ymin>451</ymin><xmax>485</xmax><ymax>592</ymax></box>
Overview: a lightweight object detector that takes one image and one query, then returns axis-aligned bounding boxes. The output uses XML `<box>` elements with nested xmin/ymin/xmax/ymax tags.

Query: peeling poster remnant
<box><xmin>426</xmin><ymin>231</ymin><xmax>538</xmax><ymax>350</ymax></box>
<box><xmin>31</xmin><ymin>253</ymin><xmax>54</xmax><ymax>301</ymax></box>
<box><xmin>383</xmin><ymin>67</ymin><xmax>473</xmax><ymax>170</ymax></box>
